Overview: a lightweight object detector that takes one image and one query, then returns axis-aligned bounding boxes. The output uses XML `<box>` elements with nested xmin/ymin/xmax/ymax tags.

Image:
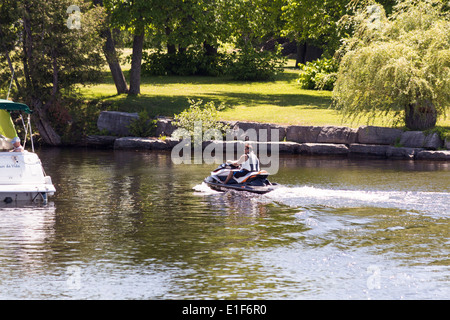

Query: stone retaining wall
<box><xmin>90</xmin><ymin>111</ymin><xmax>450</xmax><ymax>161</ymax></box>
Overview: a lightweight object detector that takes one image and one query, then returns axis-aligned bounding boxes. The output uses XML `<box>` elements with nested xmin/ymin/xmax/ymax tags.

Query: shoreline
<box><xmin>84</xmin><ymin>111</ymin><xmax>450</xmax><ymax>161</ymax></box>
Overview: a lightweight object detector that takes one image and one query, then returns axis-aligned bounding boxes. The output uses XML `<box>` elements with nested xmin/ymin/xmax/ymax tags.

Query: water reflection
<box><xmin>0</xmin><ymin>204</ymin><xmax>56</xmax><ymax>275</ymax></box>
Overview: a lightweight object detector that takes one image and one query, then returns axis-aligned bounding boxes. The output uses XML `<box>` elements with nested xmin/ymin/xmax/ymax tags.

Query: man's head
<box><xmin>11</xmin><ymin>137</ymin><xmax>20</xmax><ymax>147</ymax></box>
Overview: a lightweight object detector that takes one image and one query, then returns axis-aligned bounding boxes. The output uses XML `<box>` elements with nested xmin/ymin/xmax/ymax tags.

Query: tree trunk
<box><xmin>93</xmin><ymin>0</ymin><xmax>128</xmax><ymax>94</ymax></box>
<box><xmin>32</xmin><ymin>99</ymin><xmax>62</xmax><ymax>146</ymax></box>
<box><xmin>296</xmin><ymin>41</ymin><xmax>307</xmax><ymax>66</ymax></box>
<box><xmin>203</xmin><ymin>41</ymin><xmax>217</xmax><ymax>56</ymax></box>
<box><xmin>165</xmin><ymin>26</ymin><xmax>176</xmax><ymax>54</ymax></box>
<box><xmin>128</xmin><ymin>30</ymin><xmax>145</xmax><ymax>96</ymax></box>
<box><xmin>404</xmin><ymin>100</ymin><xmax>437</xmax><ymax>131</ymax></box>
<box><xmin>103</xmin><ymin>28</ymin><xmax>128</xmax><ymax>94</ymax></box>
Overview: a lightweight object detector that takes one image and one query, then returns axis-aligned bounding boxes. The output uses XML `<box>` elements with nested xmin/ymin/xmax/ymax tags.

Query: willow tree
<box><xmin>332</xmin><ymin>0</ymin><xmax>450</xmax><ymax>130</ymax></box>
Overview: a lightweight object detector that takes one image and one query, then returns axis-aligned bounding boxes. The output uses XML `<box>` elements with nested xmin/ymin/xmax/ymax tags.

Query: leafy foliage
<box><xmin>128</xmin><ymin>110</ymin><xmax>157</xmax><ymax>137</ymax></box>
<box><xmin>281</xmin><ymin>0</ymin><xmax>350</xmax><ymax>56</ymax></box>
<box><xmin>172</xmin><ymin>99</ymin><xmax>229</xmax><ymax>142</ymax></box>
<box><xmin>143</xmin><ymin>45</ymin><xmax>285</xmax><ymax>81</ymax></box>
<box><xmin>227</xmin><ymin>45</ymin><xmax>286</xmax><ymax>81</ymax></box>
<box><xmin>142</xmin><ymin>50</ymin><xmax>229</xmax><ymax>77</ymax></box>
<box><xmin>332</xmin><ymin>0</ymin><xmax>450</xmax><ymax>128</ymax></box>
<box><xmin>0</xmin><ymin>0</ymin><xmax>106</xmax><ymax>144</ymax></box>
<box><xmin>298</xmin><ymin>58</ymin><xmax>338</xmax><ymax>90</ymax></box>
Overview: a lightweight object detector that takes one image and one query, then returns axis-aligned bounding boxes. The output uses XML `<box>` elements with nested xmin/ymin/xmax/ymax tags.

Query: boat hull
<box><xmin>0</xmin><ymin>152</ymin><xmax>55</xmax><ymax>203</ymax></box>
<box><xmin>204</xmin><ymin>177</ymin><xmax>278</xmax><ymax>195</ymax></box>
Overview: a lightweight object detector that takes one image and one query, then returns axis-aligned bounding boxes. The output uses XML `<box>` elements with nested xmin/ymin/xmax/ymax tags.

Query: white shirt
<box><xmin>237</xmin><ymin>151</ymin><xmax>260</xmax><ymax>172</ymax></box>
<box><xmin>12</xmin><ymin>145</ymin><xmax>24</xmax><ymax>152</ymax></box>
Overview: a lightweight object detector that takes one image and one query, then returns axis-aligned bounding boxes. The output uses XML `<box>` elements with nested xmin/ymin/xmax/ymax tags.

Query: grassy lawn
<box><xmin>80</xmin><ymin>58</ymin><xmax>450</xmax><ymax>128</ymax></box>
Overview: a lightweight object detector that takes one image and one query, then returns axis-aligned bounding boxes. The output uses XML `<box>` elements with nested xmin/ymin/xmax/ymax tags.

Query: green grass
<box><xmin>80</xmin><ymin>58</ymin><xmax>450</xmax><ymax>128</ymax></box>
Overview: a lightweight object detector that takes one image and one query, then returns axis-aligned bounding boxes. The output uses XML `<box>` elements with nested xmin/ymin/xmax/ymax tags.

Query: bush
<box><xmin>142</xmin><ymin>45</ymin><xmax>286</xmax><ymax>81</ymax></box>
<box><xmin>297</xmin><ymin>58</ymin><xmax>338</xmax><ymax>91</ymax></box>
<box><xmin>172</xmin><ymin>99</ymin><xmax>229</xmax><ymax>142</ymax></box>
<box><xmin>227</xmin><ymin>46</ymin><xmax>286</xmax><ymax>81</ymax></box>
<box><xmin>141</xmin><ymin>50</ymin><xmax>229</xmax><ymax>77</ymax></box>
<box><xmin>127</xmin><ymin>111</ymin><xmax>157</xmax><ymax>137</ymax></box>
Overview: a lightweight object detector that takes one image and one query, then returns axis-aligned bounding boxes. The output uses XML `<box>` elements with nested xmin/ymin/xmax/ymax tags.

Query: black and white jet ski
<box><xmin>204</xmin><ymin>162</ymin><xmax>278</xmax><ymax>194</ymax></box>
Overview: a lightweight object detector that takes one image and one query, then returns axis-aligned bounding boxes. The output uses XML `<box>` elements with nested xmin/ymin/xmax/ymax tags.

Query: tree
<box><xmin>1</xmin><ymin>0</ymin><xmax>106</xmax><ymax>145</ymax></box>
<box><xmin>280</xmin><ymin>0</ymin><xmax>399</xmax><ymax>64</ymax></box>
<box><xmin>281</xmin><ymin>0</ymin><xmax>350</xmax><ymax>63</ymax></box>
<box><xmin>145</xmin><ymin>0</ymin><xmax>232</xmax><ymax>56</ymax></box>
<box><xmin>94</xmin><ymin>0</ymin><xmax>128</xmax><ymax>94</ymax></box>
<box><xmin>0</xmin><ymin>0</ymin><xmax>22</xmax><ymax>93</ymax></box>
<box><xmin>332</xmin><ymin>0</ymin><xmax>450</xmax><ymax>130</ymax></box>
<box><xmin>106</xmin><ymin>0</ymin><xmax>154</xmax><ymax>95</ymax></box>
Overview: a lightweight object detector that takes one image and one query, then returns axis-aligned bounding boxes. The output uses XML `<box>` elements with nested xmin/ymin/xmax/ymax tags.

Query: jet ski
<box><xmin>204</xmin><ymin>162</ymin><xmax>278</xmax><ymax>194</ymax></box>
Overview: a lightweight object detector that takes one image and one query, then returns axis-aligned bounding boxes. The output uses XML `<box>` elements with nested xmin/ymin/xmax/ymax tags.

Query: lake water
<box><xmin>0</xmin><ymin>148</ymin><xmax>448</xmax><ymax>299</ymax></box>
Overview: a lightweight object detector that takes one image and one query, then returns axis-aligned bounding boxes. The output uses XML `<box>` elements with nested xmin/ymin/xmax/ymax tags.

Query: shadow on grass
<box><xmin>108</xmin><ymin>90</ymin><xmax>332</xmax><ymax>118</ymax></box>
<box><xmin>94</xmin><ymin>70</ymin><xmax>330</xmax><ymax>117</ymax></box>
<box><xmin>98</xmin><ymin>67</ymin><xmax>299</xmax><ymax>87</ymax></box>
<box><xmin>210</xmin><ymin>92</ymin><xmax>331</xmax><ymax>109</ymax></box>
<box><xmin>109</xmin><ymin>94</ymin><xmax>198</xmax><ymax>117</ymax></box>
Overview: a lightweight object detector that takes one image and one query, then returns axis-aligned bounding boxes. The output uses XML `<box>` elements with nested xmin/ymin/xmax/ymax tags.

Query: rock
<box><xmin>349</xmin><ymin>144</ymin><xmax>389</xmax><ymax>157</ymax></box>
<box><xmin>357</xmin><ymin>126</ymin><xmax>403</xmax><ymax>145</ymax></box>
<box><xmin>317</xmin><ymin>126</ymin><xmax>357</xmax><ymax>144</ymax></box>
<box><xmin>269</xmin><ymin>124</ymin><xmax>288</xmax><ymax>142</ymax></box>
<box><xmin>164</xmin><ymin>137</ymin><xmax>182</xmax><ymax>148</ymax></box>
<box><xmin>285</xmin><ymin>125</ymin><xmax>322</xmax><ymax>143</ymax></box>
<box><xmin>423</xmin><ymin>133</ymin><xmax>443</xmax><ymax>149</ymax></box>
<box><xmin>97</xmin><ymin>111</ymin><xmax>139</xmax><ymax>136</ymax></box>
<box><xmin>416</xmin><ymin>150</ymin><xmax>450</xmax><ymax>161</ymax></box>
<box><xmin>257</xmin><ymin>141</ymin><xmax>301</xmax><ymax>153</ymax></box>
<box><xmin>84</xmin><ymin>135</ymin><xmax>117</xmax><ymax>148</ymax></box>
<box><xmin>114</xmin><ymin>137</ymin><xmax>172</xmax><ymax>150</ymax></box>
<box><xmin>97</xmin><ymin>113</ymin><xmax>177</xmax><ymax>138</ymax></box>
<box><xmin>285</xmin><ymin>125</ymin><xmax>356</xmax><ymax>144</ymax></box>
<box><xmin>229</xmin><ymin>121</ymin><xmax>286</xmax><ymax>142</ymax></box>
<box><xmin>444</xmin><ymin>139</ymin><xmax>450</xmax><ymax>150</ymax></box>
<box><xmin>386</xmin><ymin>146</ymin><xmax>422</xmax><ymax>159</ymax></box>
<box><xmin>202</xmin><ymin>140</ymin><xmax>245</xmax><ymax>154</ymax></box>
<box><xmin>399</xmin><ymin>131</ymin><xmax>443</xmax><ymax>149</ymax></box>
<box><xmin>299</xmin><ymin>143</ymin><xmax>349</xmax><ymax>155</ymax></box>
<box><xmin>155</xmin><ymin>118</ymin><xmax>176</xmax><ymax>137</ymax></box>
<box><xmin>201</xmin><ymin>140</ymin><xmax>301</xmax><ymax>154</ymax></box>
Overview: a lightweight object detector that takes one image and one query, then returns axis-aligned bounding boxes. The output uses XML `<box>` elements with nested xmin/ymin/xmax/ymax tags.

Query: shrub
<box><xmin>227</xmin><ymin>46</ymin><xmax>286</xmax><ymax>81</ymax></box>
<box><xmin>297</xmin><ymin>58</ymin><xmax>338</xmax><ymax>91</ymax></box>
<box><xmin>172</xmin><ymin>99</ymin><xmax>229</xmax><ymax>142</ymax></box>
<box><xmin>141</xmin><ymin>50</ymin><xmax>228</xmax><ymax>77</ymax></box>
<box><xmin>127</xmin><ymin>110</ymin><xmax>157</xmax><ymax>137</ymax></box>
<box><xmin>142</xmin><ymin>46</ymin><xmax>286</xmax><ymax>81</ymax></box>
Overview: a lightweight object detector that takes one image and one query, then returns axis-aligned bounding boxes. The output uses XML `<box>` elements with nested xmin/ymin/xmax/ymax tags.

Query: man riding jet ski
<box><xmin>204</xmin><ymin>143</ymin><xmax>277</xmax><ymax>194</ymax></box>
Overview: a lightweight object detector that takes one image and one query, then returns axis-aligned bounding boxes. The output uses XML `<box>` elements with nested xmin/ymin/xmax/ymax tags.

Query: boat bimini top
<box><xmin>0</xmin><ymin>99</ymin><xmax>35</xmax><ymax>152</ymax></box>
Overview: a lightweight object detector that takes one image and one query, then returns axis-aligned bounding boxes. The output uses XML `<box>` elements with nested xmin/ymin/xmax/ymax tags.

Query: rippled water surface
<box><xmin>0</xmin><ymin>149</ymin><xmax>448</xmax><ymax>299</ymax></box>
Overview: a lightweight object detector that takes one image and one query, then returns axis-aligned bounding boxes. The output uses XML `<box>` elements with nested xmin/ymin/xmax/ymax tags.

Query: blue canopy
<box><xmin>0</xmin><ymin>99</ymin><xmax>33</xmax><ymax>114</ymax></box>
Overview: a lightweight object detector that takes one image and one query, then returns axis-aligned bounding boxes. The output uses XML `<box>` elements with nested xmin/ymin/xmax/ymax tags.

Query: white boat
<box><xmin>0</xmin><ymin>99</ymin><xmax>56</xmax><ymax>203</ymax></box>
